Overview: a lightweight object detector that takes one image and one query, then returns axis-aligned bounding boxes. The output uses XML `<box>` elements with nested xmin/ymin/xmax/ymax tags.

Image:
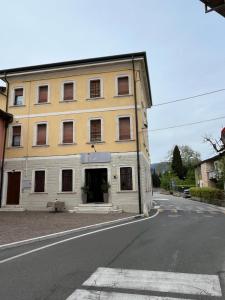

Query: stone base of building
<box><xmin>3</xmin><ymin>152</ymin><xmax>152</xmax><ymax>214</ymax></box>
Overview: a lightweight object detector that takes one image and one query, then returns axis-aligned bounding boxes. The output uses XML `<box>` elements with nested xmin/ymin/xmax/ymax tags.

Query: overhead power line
<box><xmin>153</xmin><ymin>88</ymin><xmax>225</xmax><ymax>107</ymax></box>
<box><xmin>147</xmin><ymin>115</ymin><xmax>225</xmax><ymax>132</ymax></box>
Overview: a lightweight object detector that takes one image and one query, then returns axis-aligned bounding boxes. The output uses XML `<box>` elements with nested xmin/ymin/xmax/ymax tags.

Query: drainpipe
<box><xmin>0</xmin><ymin>74</ymin><xmax>10</xmax><ymax>207</ymax></box>
<box><xmin>132</xmin><ymin>57</ymin><xmax>142</xmax><ymax>214</ymax></box>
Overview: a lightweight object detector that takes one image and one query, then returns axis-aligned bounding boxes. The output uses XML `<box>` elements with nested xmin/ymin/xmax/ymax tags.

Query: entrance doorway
<box><xmin>6</xmin><ymin>172</ymin><xmax>21</xmax><ymax>205</ymax></box>
<box><xmin>85</xmin><ymin>168</ymin><xmax>107</xmax><ymax>203</ymax></box>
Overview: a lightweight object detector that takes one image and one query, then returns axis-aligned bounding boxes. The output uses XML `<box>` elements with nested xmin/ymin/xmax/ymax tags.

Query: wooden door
<box><xmin>6</xmin><ymin>172</ymin><xmax>21</xmax><ymax>205</ymax></box>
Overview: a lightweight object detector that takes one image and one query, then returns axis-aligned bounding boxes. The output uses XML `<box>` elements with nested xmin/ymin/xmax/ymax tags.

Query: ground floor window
<box><xmin>34</xmin><ymin>170</ymin><xmax>45</xmax><ymax>192</ymax></box>
<box><xmin>61</xmin><ymin>169</ymin><xmax>73</xmax><ymax>192</ymax></box>
<box><xmin>120</xmin><ymin>167</ymin><xmax>133</xmax><ymax>191</ymax></box>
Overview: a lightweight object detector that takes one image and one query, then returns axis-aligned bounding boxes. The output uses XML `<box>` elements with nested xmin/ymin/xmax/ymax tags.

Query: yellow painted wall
<box><xmin>5</xmin><ymin>61</ymin><xmax>150</xmax><ymax>159</ymax></box>
<box><xmin>0</xmin><ymin>93</ymin><xmax>6</xmax><ymax>111</ymax></box>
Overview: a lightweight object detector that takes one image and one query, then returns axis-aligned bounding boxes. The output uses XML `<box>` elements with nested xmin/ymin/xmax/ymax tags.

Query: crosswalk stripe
<box><xmin>83</xmin><ymin>267</ymin><xmax>222</xmax><ymax>297</ymax></box>
<box><xmin>66</xmin><ymin>289</ymin><xmax>193</xmax><ymax>300</ymax></box>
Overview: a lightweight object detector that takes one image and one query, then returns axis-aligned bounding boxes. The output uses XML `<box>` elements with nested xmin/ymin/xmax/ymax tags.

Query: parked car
<box><xmin>183</xmin><ymin>189</ymin><xmax>191</xmax><ymax>198</ymax></box>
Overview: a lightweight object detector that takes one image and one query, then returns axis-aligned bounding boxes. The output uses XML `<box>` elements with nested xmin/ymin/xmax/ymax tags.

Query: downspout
<box><xmin>132</xmin><ymin>57</ymin><xmax>142</xmax><ymax>214</ymax></box>
<box><xmin>0</xmin><ymin>74</ymin><xmax>10</xmax><ymax>207</ymax></box>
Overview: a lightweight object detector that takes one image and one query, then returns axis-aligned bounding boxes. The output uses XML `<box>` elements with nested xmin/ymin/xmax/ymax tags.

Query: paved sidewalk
<box><xmin>0</xmin><ymin>212</ymin><xmax>134</xmax><ymax>245</ymax></box>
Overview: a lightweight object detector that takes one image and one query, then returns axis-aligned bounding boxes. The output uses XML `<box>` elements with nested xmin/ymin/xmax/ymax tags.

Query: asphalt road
<box><xmin>0</xmin><ymin>193</ymin><xmax>225</xmax><ymax>299</ymax></box>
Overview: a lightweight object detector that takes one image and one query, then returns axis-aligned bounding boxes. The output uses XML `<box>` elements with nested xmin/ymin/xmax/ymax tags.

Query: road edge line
<box><xmin>0</xmin><ymin>210</ymin><xmax>159</xmax><ymax>264</ymax></box>
<box><xmin>0</xmin><ymin>214</ymin><xmax>144</xmax><ymax>251</ymax></box>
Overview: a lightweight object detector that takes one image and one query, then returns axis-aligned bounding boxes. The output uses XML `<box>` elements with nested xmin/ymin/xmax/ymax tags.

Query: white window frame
<box><xmin>11</xmin><ymin>86</ymin><xmax>25</xmax><ymax>106</ymax></box>
<box><xmin>33</xmin><ymin>122</ymin><xmax>48</xmax><ymax>146</ymax></box>
<box><xmin>88</xmin><ymin>78</ymin><xmax>104</xmax><ymax>99</ymax></box>
<box><xmin>115</xmin><ymin>74</ymin><xmax>132</xmax><ymax>96</ymax></box>
<box><xmin>61</xmin><ymin>80</ymin><xmax>76</xmax><ymax>102</ymax></box>
<box><xmin>116</xmin><ymin>115</ymin><xmax>133</xmax><ymax>141</ymax></box>
<box><xmin>32</xmin><ymin>169</ymin><xmax>47</xmax><ymax>193</ymax></box>
<box><xmin>118</xmin><ymin>166</ymin><xmax>135</xmax><ymax>192</ymax></box>
<box><xmin>8</xmin><ymin>124</ymin><xmax>23</xmax><ymax>147</ymax></box>
<box><xmin>60</xmin><ymin>120</ymin><xmax>75</xmax><ymax>144</ymax></box>
<box><xmin>88</xmin><ymin>117</ymin><xmax>104</xmax><ymax>143</ymax></box>
<box><xmin>59</xmin><ymin>168</ymin><xmax>75</xmax><ymax>193</ymax></box>
<box><xmin>36</xmin><ymin>83</ymin><xmax>50</xmax><ymax>104</ymax></box>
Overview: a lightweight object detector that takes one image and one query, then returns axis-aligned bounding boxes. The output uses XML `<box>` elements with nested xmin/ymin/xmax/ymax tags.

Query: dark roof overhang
<box><xmin>0</xmin><ymin>109</ymin><xmax>13</xmax><ymax>123</ymax></box>
<box><xmin>200</xmin><ymin>0</ymin><xmax>225</xmax><ymax>17</ymax></box>
<box><xmin>0</xmin><ymin>52</ymin><xmax>152</xmax><ymax>107</ymax></box>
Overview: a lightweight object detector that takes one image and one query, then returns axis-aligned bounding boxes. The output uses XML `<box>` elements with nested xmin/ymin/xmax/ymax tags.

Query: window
<box><xmin>14</xmin><ymin>88</ymin><xmax>24</xmax><ymax>106</ymax></box>
<box><xmin>63</xmin><ymin>82</ymin><xmax>74</xmax><ymax>101</ymax></box>
<box><xmin>62</xmin><ymin>121</ymin><xmax>73</xmax><ymax>143</ymax></box>
<box><xmin>12</xmin><ymin>126</ymin><xmax>21</xmax><ymax>147</ymax></box>
<box><xmin>119</xmin><ymin>117</ymin><xmax>131</xmax><ymax>140</ymax></box>
<box><xmin>34</xmin><ymin>170</ymin><xmax>45</xmax><ymax>192</ymax></box>
<box><xmin>90</xmin><ymin>79</ymin><xmax>101</xmax><ymax>98</ymax></box>
<box><xmin>38</xmin><ymin>85</ymin><xmax>48</xmax><ymax>103</ymax></box>
<box><xmin>120</xmin><ymin>167</ymin><xmax>133</xmax><ymax>191</ymax></box>
<box><xmin>117</xmin><ymin>76</ymin><xmax>129</xmax><ymax>95</ymax></box>
<box><xmin>90</xmin><ymin>119</ymin><xmax>101</xmax><ymax>142</ymax></box>
<box><xmin>61</xmin><ymin>169</ymin><xmax>73</xmax><ymax>192</ymax></box>
<box><xmin>36</xmin><ymin>123</ymin><xmax>47</xmax><ymax>145</ymax></box>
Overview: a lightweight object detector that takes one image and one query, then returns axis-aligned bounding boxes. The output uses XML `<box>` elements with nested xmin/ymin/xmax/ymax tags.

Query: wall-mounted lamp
<box><xmin>91</xmin><ymin>144</ymin><xmax>96</xmax><ymax>152</ymax></box>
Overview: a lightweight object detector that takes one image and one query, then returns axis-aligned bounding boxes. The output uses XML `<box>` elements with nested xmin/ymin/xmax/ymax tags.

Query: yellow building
<box><xmin>0</xmin><ymin>52</ymin><xmax>152</xmax><ymax>213</ymax></box>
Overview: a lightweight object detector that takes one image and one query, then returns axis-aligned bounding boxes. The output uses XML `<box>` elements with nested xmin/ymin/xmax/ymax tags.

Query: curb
<box><xmin>0</xmin><ymin>214</ymin><xmax>144</xmax><ymax>251</ymax></box>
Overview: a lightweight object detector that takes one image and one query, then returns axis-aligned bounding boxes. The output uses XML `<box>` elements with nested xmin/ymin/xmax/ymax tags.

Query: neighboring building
<box><xmin>0</xmin><ymin>88</ymin><xmax>13</xmax><ymax>199</ymax></box>
<box><xmin>195</xmin><ymin>152</ymin><xmax>225</xmax><ymax>188</ymax></box>
<box><xmin>0</xmin><ymin>52</ymin><xmax>153</xmax><ymax>213</ymax></box>
<box><xmin>200</xmin><ymin>0</ymin><xmax>225</xmax><ymax>17</ymax></box>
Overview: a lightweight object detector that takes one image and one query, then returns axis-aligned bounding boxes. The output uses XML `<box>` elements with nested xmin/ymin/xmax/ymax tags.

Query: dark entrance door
<box><xmin>85</xmin><ymin>168</ymin><xmax>107</xmax><ymax>203</ymax></box>
<box><xmin>6</xmin><ymin>172</ymin><xmax>21</xmax><ymax>205</ymax></box>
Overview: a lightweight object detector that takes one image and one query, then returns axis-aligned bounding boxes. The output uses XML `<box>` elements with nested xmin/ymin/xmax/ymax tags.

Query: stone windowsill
<box><xmin>34</xmin><ymin>102</ymin><xmax>51</xmax><ymax>105</ymax></box>
<box><xmin>86</xmin><ymin>97</ymin><xmax>104</xmax><ymax>101</ymax></box>
<box><xmin>57</xmin><ymin>192</ymin><xmax>76</xmax><ymax>194</ymax></box>
<box><xmin>115</xmin><ymin>139</ymin><xmax>135</xmax><ymax>143</ymax></box>
<box><xmin>86</xmin><ymin>141</ymin><xmax>105</xmax><ymax>144</ymax></box>
<box><xmin>6</xmin><ymin>146</ymin><xmax>23</xmax><ymax>149</ymax></box>
<box><xmin>114</xmin><ymin>94</ymin><xmax>133</xmax><ymax>98</ymax></box>
<box><xmin>30</xmin><ymin>192</ymin><xmax>48</xmax><ymax>195</ymax></box>
<box><xmin>9</xmin><ymin>105</ymin><xmax>26</xmax><ymax>108</ymax></box>
<box><xmin>32</xmin><ymin>145</ymin><xmax>50</xmax><ymax>148</ymax></box>
<box><xmin>59</xmin><ymin>99</ymin><xmax>77</xmax><ymax>103</ymax></box>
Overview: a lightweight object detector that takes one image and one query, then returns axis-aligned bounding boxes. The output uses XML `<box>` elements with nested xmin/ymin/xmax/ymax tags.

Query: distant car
<box><xmin>183</xmin><ymin>189</ymin><xmax>191</xmax><ymax>198</ymax></box>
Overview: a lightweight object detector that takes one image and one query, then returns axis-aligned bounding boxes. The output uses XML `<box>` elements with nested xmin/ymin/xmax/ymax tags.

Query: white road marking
<box><xmin>0</xmin><ymin>211</ymin><xmax>159</xmax><ymax>264</ymax></box>
<box><xmin>66</xmin><ymin>289</ymin><xmax>192</xmax><ymax>300</ymax></box>
<box><xmin>0</xmin><ymin>214</ymin><xmax>141</xmax><ymax>250</ymax></box>
<box><xmin>83</xmin><ymin>267</ymin><xmax>222</xmax><ymax>297</ymax></box>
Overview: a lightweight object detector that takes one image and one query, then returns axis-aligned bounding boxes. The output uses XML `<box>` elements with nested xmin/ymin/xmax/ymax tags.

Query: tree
<box><xmin>171</xmin><ymin>145</ymin><xmax>185</xmax><ymax>179</ymax></box>
<box><xmin>167</xmin><ymin>145</ymin><xmax>201</xmax><ymax>168</ymax></box>
<box><xmin>204</xmin><ymin>134</ymin><xmax>225</xmax><ymax>154</ymax></box>
<box><xmin>179</xmin><ymin>145</ymin><xmax>201</xmax><ymax>168</ymax></box>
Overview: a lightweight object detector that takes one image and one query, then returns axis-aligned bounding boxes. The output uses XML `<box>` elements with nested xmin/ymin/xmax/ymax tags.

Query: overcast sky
<box><xmin>0</xmin><ymin>0</ymin><xmax>224</xmax><ymax>163</ymax></box>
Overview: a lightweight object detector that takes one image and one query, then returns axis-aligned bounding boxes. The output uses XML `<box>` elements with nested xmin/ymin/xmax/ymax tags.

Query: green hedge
<box><xmin>189</xmin><ymin>187</ymin><xmax>225</xmax><ymax>205</ymax></box>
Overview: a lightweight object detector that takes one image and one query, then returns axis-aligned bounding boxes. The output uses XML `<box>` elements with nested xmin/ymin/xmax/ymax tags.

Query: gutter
<box><xmin>0</xmin><ymin>74</ymin><xmax>10</xmax><ymax>208</ymax></box>
<box><xmin>132</xmin><ymin>57</ymin><xmax>142</xmax><ymax>214</ymax></box>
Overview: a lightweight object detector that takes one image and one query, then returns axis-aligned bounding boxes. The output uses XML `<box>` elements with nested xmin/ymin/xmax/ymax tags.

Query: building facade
<box><xmin>195</xmin><ymin>152</ymin><xmax>225</xmax><ymax>189</ymax></box>
<box><xmin>0</xmin><ymin>53</ymin><xmax>153</xmax><ymax>213</ymax></box>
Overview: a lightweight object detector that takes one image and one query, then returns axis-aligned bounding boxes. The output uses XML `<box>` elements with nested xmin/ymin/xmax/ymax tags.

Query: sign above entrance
<box><xmin>81</xmin><ymin>152</ymin><xmax>111</xmax><ymax>164</ymax></box>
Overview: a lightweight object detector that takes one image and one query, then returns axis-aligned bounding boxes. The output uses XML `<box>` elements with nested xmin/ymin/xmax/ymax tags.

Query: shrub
<box><xmin>189</xmin><ymin>187</ymin><xmax>225</xmax><ymax>205</ymax></box>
